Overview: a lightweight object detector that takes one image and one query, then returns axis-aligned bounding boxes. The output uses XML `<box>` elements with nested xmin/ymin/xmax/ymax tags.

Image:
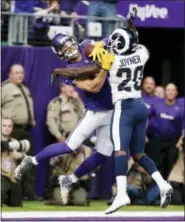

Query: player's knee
<box><xmin>132</xmin><ymin>153</ymin><xmax>145</xmax><ymax>162</ymax></box>
<box><xmin>114</xmin><ymin>150</ymin><xmax>127</xmax><ymax>157</ymax></box>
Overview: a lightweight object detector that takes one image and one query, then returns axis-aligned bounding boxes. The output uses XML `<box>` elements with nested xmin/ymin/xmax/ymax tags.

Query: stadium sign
<box><xmin>117</xmin><ymin>1</ymin><xmax>184</xmax><ymax>28</ymax></box>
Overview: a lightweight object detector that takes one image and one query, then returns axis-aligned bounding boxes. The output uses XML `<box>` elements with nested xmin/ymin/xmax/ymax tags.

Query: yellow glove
<box><xmin>89</xmin><ymin>41</ymin><xmax>107</xmax><ymax>61</ymax></box>
<box><xmin>101</xmin><ymin>53</ymin><xmax>115</xmax><ymax>71</ymax></box>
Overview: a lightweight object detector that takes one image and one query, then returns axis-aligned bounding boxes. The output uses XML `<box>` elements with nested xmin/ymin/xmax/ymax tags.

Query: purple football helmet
<box><xmin>51</xmin><ymin>33</ymin><xmax>80</xmax><ymax>60</ymax></box>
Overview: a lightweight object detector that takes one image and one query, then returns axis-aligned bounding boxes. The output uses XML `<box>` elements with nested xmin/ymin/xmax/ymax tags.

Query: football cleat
<box><xmin>105</xmin><ymin>194</ymin><xmax>131</xmax><ymax>214</ymax></box>
<box><xmin>58</xmin><ymin>175</ymin><xmax>73</xmax><ymax>205</ymax></box>
<box><xmin>14</xmin><ymin>156</ymin><xmax>34</xmax><ymax>180</ymax></box>
<box><xmin>160</xmin><ymin>182</ymin><xmax>173</xmax><ymax>208</ymax></box>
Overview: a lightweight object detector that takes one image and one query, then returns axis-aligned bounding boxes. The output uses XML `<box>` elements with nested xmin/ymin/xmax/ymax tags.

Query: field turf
<box><xmin>2</xmin><ymin>200</ymin><xmax>184</xmax><ymax>212</ymax></box>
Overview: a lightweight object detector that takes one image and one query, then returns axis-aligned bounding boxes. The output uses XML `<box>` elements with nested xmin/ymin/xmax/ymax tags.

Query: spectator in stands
<box><xmin>58</xmin><ymin>1</ymin><xmax>82</xmax><ymax>40</ymax></box>
<box><xmin>45</xmin><ymin>146</ymin><xmax>92</xmax><ymax>206</ymax></box>
<box><xmin>1</xmin><ymin>64</ymin><xmax>36</xmax><ymax>199</ymax></box>
<box><xmin>1</xmin><ymin>64</ymin><xmax>35</xmax><ymax>148</ymax></box>
<box><xmin>87</xmin><ymin>0</ymin><xmax>118</xmax><ymax>37</ymax></box>
<box><xmin>168</xmin><ymin>137</ymin><xmax>184</xmax><ymax>205</ymax></box>
<box><xmin>147</xmin><ymin>83</ymin><xmax>184</xmax><ymax>180</ymax></box>
<box><xmin>142</xmin><ymin>76</ymin><xmax>157</xmax><ymax>144</ymax></box>
<box><xmin>34</xmin><ymin>0</ymin><xmax>59</xmax><ymax>17</ymax></box>
<box><xmin>47</xmin><ymin>82</ymin><xmax>84</xmax><ymax>143</ymax></box>
<box><xmin>11</xmin><ymin>0</ymin><xmax>34</xmax><ymax>13</ymax></box>
<box><xmin>29</xmin><ymin>0</ymin><xmax>60</xmax><ymax>46</ymax></box>
<box><xmin>59</xmin><ymin>0</ymin><xmax>79</xmax><ymax>25</ymax></box>
<box><xmin>142</xmin><ymin>76</ymin><xmax>156</xmax><ymax>110</ymax></box>
<box><xmin>154</xmin><ymin>86</ymin><xmax>165</xmax><ymax>99</ymax></box>
<box><xmin>1</xmin><ymin>117</ymin><xmax>30</xmax><ymax>207</ymax></box>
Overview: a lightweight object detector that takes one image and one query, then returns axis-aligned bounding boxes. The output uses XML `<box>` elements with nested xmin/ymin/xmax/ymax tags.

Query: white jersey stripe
<box><xmin>112</xmin><ymin>100</ymin><xmax>122</xmax><ymax>151</ymax></box>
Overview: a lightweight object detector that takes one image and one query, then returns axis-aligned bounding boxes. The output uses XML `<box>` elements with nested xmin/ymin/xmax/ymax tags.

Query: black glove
<box><xmin>128</xmin><ymin>7</ymin><xmax>137</xmax><ymax>23</ymax></box>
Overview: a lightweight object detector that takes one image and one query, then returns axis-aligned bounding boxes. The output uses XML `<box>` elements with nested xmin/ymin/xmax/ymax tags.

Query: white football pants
<box><xmin>66</xmin><ymin>110</ymin><xmax>113</xmax><ymax>156</ymax></box>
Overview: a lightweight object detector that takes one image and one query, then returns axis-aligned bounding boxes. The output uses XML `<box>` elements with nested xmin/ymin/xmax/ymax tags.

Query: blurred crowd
<box><xmin>1</xmin><ymin>0</ymin><xmax>121</xmax><ymax>45</ymax></box>
<box><xmin>1</xmin><ymin>64</ymin><xmax>184</xmax><ymax>207</ymax></box>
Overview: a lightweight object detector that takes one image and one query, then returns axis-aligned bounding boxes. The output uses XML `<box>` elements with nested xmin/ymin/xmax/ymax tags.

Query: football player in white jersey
<box><xmin>103</xmin><ymin>28</ymin><xmax>173</xmax><ymax>214</ymax></box>
<box><xmin>61</xmin><ymin>26</ymin><xmax>173</xmax><ymax>214</ymax></box>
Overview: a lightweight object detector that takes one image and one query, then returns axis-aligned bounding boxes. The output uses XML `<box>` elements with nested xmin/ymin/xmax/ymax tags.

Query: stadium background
<box><xmin>1</xmin><ymin>0</ymin><xmax>184</xmax><ymax>221</ymax></box>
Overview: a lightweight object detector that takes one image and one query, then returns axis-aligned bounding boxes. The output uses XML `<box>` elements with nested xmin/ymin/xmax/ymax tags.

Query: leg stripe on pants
<box><xmin>66</xmin><ymin>111</ymin><xmax>87</xmax><ymax>143</ymax></box>
<box><xmin>112</xmin><ymin>100</ymin><xmax>122</xmax><ymax>151</ymax></box>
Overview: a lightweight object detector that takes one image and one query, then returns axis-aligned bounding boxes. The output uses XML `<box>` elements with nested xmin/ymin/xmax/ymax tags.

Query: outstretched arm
<box><xmin>53</xmin><ymin>62</ymin><xmax>101</xmax><ymax>79</ymax></box>
<box><xmin>73</xmin><ymin>69</ymin><xmax>108</xmax><ymax>93</ymax></box>
<box><xmin>73</xmin><ymin>53</ymin><xmax>115</xmax><ymax>93</ymax></box>
<box><xmin>127</xmin><ymin>7</ymin><xmax>138</xmax><ymax>33</ymax></box>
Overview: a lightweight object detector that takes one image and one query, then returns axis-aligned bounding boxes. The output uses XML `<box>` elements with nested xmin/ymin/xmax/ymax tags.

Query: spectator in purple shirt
<box><xmin>142</xmin><ymin>76</ymin><xmax>157</xmax><ymax>145</ymax></box>
<box><xmin>29</xmin><ymin>0</ymin><xmax>60</xmax><ymax>46</ymax></box>
<box><xmin>12</xmin><ymin>0</ymin><xmax>34</xmax><ymax>13</ymax></box>
<box><xmin>148</xmin><ymin>83</ymin><xmax>184</xmax><ymax>180</ymax></box>
<box><xmin>154</xmin><ymin>86</ymin><xmax>165</xmax><ymax>99</ymax></box>
<box><xmin>142</xmin><ymin>76</ymin><xmax>156</xmax><ymax>109</ymax></box>
<box><xmin>34</xmin><ymin>0</ymin><xmax>59</xmax><ymax>18</ymax></box>
<box><xmin>59</xmin><ymin>0</ymin><xmax>80</xmax><ymax>25</ymax></box>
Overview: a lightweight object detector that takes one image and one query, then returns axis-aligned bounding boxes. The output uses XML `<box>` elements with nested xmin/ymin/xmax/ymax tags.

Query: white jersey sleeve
<box><xmin>109</xmin><ymin>44</ymin><xmax>150</xmax><ymax>103</ymax></box>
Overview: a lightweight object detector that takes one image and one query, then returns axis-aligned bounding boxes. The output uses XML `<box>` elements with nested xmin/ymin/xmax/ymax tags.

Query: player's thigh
<box><xmin>96</xmin><ymin>124</ymin><xmax>113</xmax><ymax>156</ymax></box>
<box><xmin>111</xmin><ymin>108</ymin><xmax>133</xmax><ymax>153</ymax></box>
<box><xmin>130</xmin><ymin>119</ymin><xmax>147</xmax><ymax>155</ymax></box>
<box><xmin>66</xmin><ymin>111</ymin><xmax>99</xmax><ymax>150</ymax></box>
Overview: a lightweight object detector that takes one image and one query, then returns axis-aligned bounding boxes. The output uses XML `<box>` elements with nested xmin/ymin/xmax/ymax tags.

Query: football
<box><xmin>84</xmin><ymin>43</ymin><xmax>94</xmax><ymax>57</ymax></box>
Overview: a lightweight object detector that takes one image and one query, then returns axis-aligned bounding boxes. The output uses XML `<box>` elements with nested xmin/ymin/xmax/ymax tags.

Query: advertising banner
<box><xmin>117</xmin><ymin>1</ymin><xmax>184</xmax><ymax>28</ymax></box>
<box><xmin>76</xmin><ymin>0</ymin><xmax>184</xmax><ymax>28</ymax></box>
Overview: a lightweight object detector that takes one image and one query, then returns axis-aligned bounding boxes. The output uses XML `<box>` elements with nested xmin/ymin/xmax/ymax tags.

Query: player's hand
<box><xmin>101</xmin><ymin>53</ymin><xmax>115</xmax><ymax>71</ymax></box>
<box><xmin>89</xmin><ymin>42</ymin><xmax>108</xmax><ymax>61</ymax></box>
<box><xmin>127</xmin><ymin>7</ymin><xmax>137</xmax><ymax>22</ymax></box>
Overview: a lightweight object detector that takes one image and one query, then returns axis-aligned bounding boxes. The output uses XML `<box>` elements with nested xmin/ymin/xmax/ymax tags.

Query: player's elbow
<box><xmin>89</xmin><ymin>84</ymin><xmax>101</xmax><ymax>93</ymax></box>
<box><xmin>86</xmin><ymin>86</ymin><xmax>100</xmax><ymax>93</ymax></box>
<box><xmin>91</xmin><ymin>88</ymin><xmax>101</xmax><ymax>93</ymax></box>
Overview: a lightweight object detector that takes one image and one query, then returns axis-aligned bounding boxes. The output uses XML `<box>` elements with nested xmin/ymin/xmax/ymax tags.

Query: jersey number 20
<box><xmin>117</xmin><ymin>66</ymin><xmax>144</xmax><ymax>91</ymax></box>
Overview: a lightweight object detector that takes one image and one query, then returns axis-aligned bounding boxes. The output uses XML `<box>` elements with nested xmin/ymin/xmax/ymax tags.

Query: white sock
<box><xmin>70</xmin><ymin>173</ymin><xmax>78</xmax><ymax>183</ymax></box>
<box><xmin>32</xmin><ymin>156</ymin><xmax>38</xmax><ymax>165</ymax></box>
<box><xmin>116</xmin><ymin>175</ymin><xmax>127</xmax><ymax>195</ymax></box>
<box><xmin>151</xmin><ymin>171</ymin><xmax>166</xmax><ymax>189</ymax></box>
